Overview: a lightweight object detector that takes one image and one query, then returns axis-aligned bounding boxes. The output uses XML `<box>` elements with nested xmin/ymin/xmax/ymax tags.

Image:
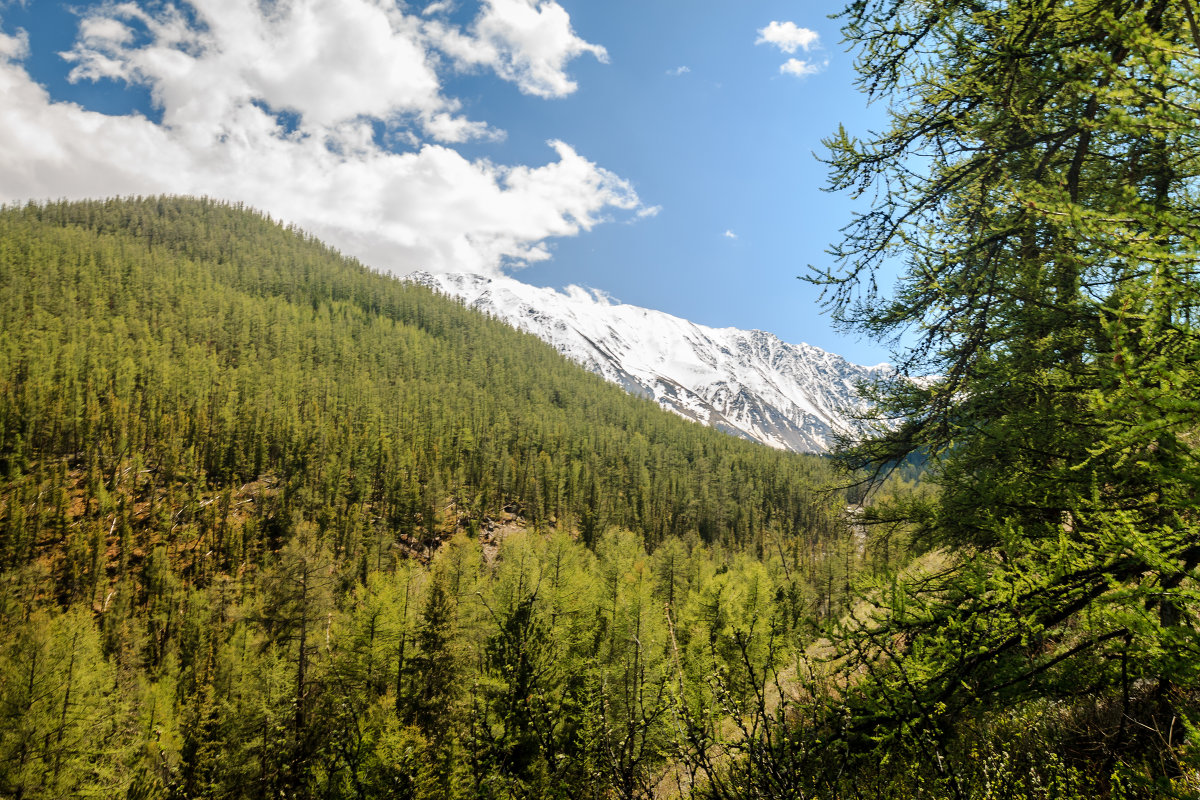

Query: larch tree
<box><xmin>800</xmin><ymin>0</ymin><xmax>1200</xmax><ymax>793</ymax></box>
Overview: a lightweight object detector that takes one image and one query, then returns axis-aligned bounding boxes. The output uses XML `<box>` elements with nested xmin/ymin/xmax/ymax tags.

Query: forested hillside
<box><xmin>0</xmin><ymin>197</ymin><xmax>870</xmax><ymax>799</ymax></box>
<box><xmin>4</xmin><ymin>0</ymin><xmax>1199</xmax><ymax>795</ymax></box>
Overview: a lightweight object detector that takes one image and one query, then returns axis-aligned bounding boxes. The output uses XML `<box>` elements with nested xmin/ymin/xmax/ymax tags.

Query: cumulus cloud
<box><xmin>666</xmin><ymin>65</ymin><xmax>690</xmax><ymax>76</ymax></box>
<box><xmin>780</xmin><ymin>58</ymin><xmax>826</xmax><ymax>78</ymax></box>
<box><xmin>62</xmin><ymin>0</ymin><xmax>484</xmax><ymax>142</ymax></box>
<box><xmin>756</xmin><ymin>21</ymin><xmax>825</xmax><ymax>80</ymax></box>
<box><xmin>723</xmin><ymin>230</ymin><xmax>738</xmax><ymax>239</ymax></box>
<box><xmin>0</xmin><ymin>23</ymin><xmax>26</xmax><ymax>59</ymax></box>
<box><xmin>428</xmin><ymin>0</ymin><xmax>608</xmax><ymax>98</ymax></box>
<box><xmin>0</xmin><ymin>1</ymin><xmax>646</xmax><ymax>276</ymax></box>
<box><xmin>0</xmin><ymin>60</ymin><xmax>638</xmax><ymax>272</ymax></box>
<box><xmin>755</xmin><ymin>21</ymin><xmax>819</xmax><ymax>54</ymax></box>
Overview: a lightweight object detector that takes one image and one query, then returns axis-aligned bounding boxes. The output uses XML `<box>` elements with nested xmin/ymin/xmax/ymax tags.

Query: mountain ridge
<box><xmin>407</xmin><ymin>270</ymin><xmax>890</xmax><ymax>453</ymax></box>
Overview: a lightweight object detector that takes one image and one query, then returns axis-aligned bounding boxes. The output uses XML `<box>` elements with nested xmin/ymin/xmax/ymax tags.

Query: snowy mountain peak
<box><xmin>407</xmin><ymin>270</ymin><xmax>890</xmax><ymax>454</ymax></box>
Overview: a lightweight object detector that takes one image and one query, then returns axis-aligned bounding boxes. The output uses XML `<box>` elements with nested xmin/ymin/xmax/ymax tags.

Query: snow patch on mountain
<box><xmin>407</xmin><ymin>271</ymin><xmax>891</xmax><ymax>453</ymax></box>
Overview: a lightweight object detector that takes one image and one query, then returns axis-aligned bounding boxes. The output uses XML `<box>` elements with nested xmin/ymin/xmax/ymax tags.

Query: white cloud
<box><xmin>429</xmin><ymin>0</ymin><xmax>608</xmax><ymax>98</ymax></box>
<box><xmin>637</xmin><ymin>205</ymin><xmax>661</xmax><ymax>219</ymax></box>
<box><xmin>0</xmin><ymin>23</ymin><xmax>25</xmax><ymax>59</ymax></box>
<box><xmin>755</xmin><ymin>21</ymin><xmax>819</xmax><ymax>54</ymax></box>
<box><xmin>723</xmin><ymin>230</ymin><xmax>737</xmax><ymax>239</ymax></box>
<box><xmin>666</xmin><ymin>65</ymin><xmax>690</xmax><ymax>76</ymax></box>
<box><xmin>587</xmin><ymin>287</ymin><xmax>618</xmax><ymax>305</ymax></box>
<box><xmin>63</xmin><ymin>0</ymin><xmax>475</xmax><ymax>142</ymax></box>
<box><xmin>0</xmin><ymin>1</ymin><xmax>647</xmax><ymax>276</ymax></box>
<box><xmin>562</xmin><ymin>284</ymin><xmax>620</xmax><ymax>306</ymax></box>
<box><xmin>780</xmin><ymin>58</ymin><xmax>826</xmax><ymax>78</ymax></box>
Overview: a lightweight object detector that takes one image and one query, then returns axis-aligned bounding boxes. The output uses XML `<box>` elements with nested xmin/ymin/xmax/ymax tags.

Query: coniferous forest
<box><xmin>0</xmin><ymin>196</ymin><xmax>870</xmax><ymax>799</ymax></box>
<box><xmin>4</xmin><ymin>0</ymin><xmax>1200</xmax><ymax>798</ymax></box>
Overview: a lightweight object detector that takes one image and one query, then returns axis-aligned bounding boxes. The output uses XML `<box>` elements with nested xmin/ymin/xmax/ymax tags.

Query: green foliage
<box><xmin>0</xmin><ymin>605</ymin><xmax>124</xmax><ymax>798</ymax></box>
<box><xmin>754</xmin><ymin>0</ymin><xmax>1200</xmax><ymax>796</ymax></box>
<box><xmin>0</xmin><ymin>195</ymin><xmax>841</xmax><ymax>559</ymax></box>
<box><xmin>0</xmin><ymin>197</ymin><xmax>859</xmax><ymax>798</ymax></box>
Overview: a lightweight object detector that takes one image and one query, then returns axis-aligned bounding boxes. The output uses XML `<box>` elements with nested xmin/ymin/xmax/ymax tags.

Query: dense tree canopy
<box><xmin>0</xmin><ymin>197</ymin><xmax>863</xmax><ymax>799</ymax></box>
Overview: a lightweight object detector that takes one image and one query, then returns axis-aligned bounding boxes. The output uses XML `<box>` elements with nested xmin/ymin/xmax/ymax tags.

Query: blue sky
<box><xmin>0</xmin><ymin>0</ymin><xmax>890</xmax><ymax>364</ymax></box>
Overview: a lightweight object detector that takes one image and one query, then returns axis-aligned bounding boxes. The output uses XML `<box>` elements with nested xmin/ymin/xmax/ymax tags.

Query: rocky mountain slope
<box><xmin>408</xmin><ymin>271</ymin><xmax>890</xmax><ymax>453</ymax></box>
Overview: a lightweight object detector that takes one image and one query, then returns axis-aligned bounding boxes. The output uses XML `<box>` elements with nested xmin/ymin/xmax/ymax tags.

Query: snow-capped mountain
<box><xmin>407</xmin><ymin>271</ymin><xmax>891</xmax><ymax>454</ymax></box>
